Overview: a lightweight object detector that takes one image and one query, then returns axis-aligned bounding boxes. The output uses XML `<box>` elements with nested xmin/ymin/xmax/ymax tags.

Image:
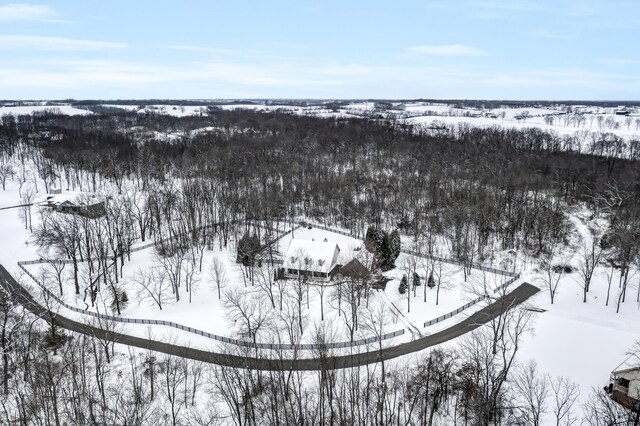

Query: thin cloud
<box><xmin>408</xmin><ymin>44</ymin><xmax>487</xmax><ymax>57</ymax></box>
<box><xmin>470</xmin><ymin>0</ymin><xmax>600</xmax><ymax>19</ymax></box>
<box><xmin>597</xmin><ymin>58</ymin><xmax>640</xmax><ymax>66</ymax></box>
<box><xmin>0</xmin><ymin>3</ymin><xmax>66</xmax><ymax>22</ymax></box>
<box><xmin>166</xmin><ymin>44</ymin><xmax>234</xmax><ymax>55</ymax></box>
<box><xmin>485</xmin><ymin>69</ymin><xmax>632</xmax><ymax>91</ymax></box>
<box><xmin>525</xmin><ymin>29</ymin><xmax>579</xmax><ymax>39</ymax></box>
<box><xmin>0</xmin><ymin>35</ymin><xmax>127</xmax><ymax>50</ymax></box>
<box><xmin>472</xmin><ymin>0</ymin><xmax>538</xmax><ymax>13</ymax></box>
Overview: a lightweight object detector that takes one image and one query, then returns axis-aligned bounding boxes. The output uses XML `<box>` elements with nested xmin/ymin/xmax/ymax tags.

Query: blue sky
<box><xmin>0</xmin><ymin>0</ymin><xmax>639</xmax><ymax>100</ymax></box>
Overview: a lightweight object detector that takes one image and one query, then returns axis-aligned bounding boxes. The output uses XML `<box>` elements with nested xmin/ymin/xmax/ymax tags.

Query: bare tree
<box><xmin>183</xmin><ymin>255</ymin><xmax>200</xmax><ymax>303</ymax></box>
<box><xmin>45</xmin><ymin>259</ymin><xmax>67</xmax><ymax>297</ymax></box>
<box><xmin>539</xmin><ymin>255</ymin><xmax>565</xmax><ymax>305</ymax></box>
<box><xmin>432</xmin><ymin>256</ymin><xmax>453</xmax><ymax>306</ymax></box>
<box><xmin>550</xmin><ymin>376</ymin><xmax>580</xmax><ymax>426</ymax></box>
<box><xmin>604</xmin><ymin>261</ymin><xmax>617</xmax><ymax>307</ymax></box>
<box><xmin>0</xmin><ymin>164</ymin><xmax>13</xmax><ymax>191</ymax></box>
<box><xmin>134</xmin><ymin>267</ymin><xmax>172</xmax><ymax>310</ymax></box>
<box><xmin>161</xmin><ymin>353</ymin><xmax>187</xmax><ymax>426</ymax></box>
<box><xmin>254</xmin><ymin>261</ymin><xmax>277</xmax><ymax>309</ymax></box>
<box><xmin>330</xmin><ymin>279</ymin><xmax>361</xmax><ymax>342</ymax></box>
<box><xmin>0</xmin><ymin>286</ymin><xmax>26</xmax><ymax>395</ymax></box>
<box><xmin>222</xmin><ymin>287</ymin><xmax>271</xmax><ymax>344</ymax></box>
<box><xmin>156</xmin><ymin>250</ymin><xmax>186</xmax><ymax>302</ymax></box>
<box><xmin>574</xmin><ymin>236</ymin><xmax>602</xmax><ymax>303</ymax></box>
<box><xmin>33</xmin><ymin>210</ymin><xmax>83</xmax><ymax>295</ymax></box>
<box><xmin>209</xmin><ymin>257</ymin><xmax>228</xmax><ymax>300</ymax></box>
<box><xmin>89</xmin><ymin>300</ymin><xmax>125</xmax><ymax>363</ymax></box>
<box><xmin>19</xmin><ymin>184</ymin><xmax>36</xmax><ymax>232</ymax></box>
<box><xmin>458</xmin><ymin>304</ymin><xmax>534</xmax><ymax>425</ymax></box>
<box><xmin>582</xmin><ymin>388</ymin><xmax>635</xmax><ymax>426</ymax></box>
<box><xmin>512</xmin><ymin>361</ymin><xmax>550</xmax><ymax>426</ymax></box>
<box><xmin>399</xmin><ymin>253</ymin><xmax>418</xmax><ymax>312</ymax></box>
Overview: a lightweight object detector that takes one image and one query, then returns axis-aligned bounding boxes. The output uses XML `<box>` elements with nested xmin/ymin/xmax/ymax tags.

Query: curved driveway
<box><xmin>0</xmin><ymin>264</ymin><xmax>539</xmax><ymax>371</ymax></box>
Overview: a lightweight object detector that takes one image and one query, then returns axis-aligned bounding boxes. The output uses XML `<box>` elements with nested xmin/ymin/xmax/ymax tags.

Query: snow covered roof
<box><xmin>40</xmin><ymin>191</ymin><xmax>103</xmax><ymax>207</ymax></box>
<box><xmin>283</xmin><ymin>239</ymin><xmax>341</xmax><ymax>274</ymax></box>
<box><xmin>613</xmin><ymin>355</ymin><xmax>640</xmax><ymax>376</ymax></box>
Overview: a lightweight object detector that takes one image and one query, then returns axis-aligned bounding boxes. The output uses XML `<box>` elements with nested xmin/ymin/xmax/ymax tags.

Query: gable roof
<box><xmin>338</xmin><ymin>258</ymin><xmax>370</xmax><ymax>278</ymax></box>
<box><xmin>283</xmin><ymin>239</ymin><xmax>340</xmax><ymax>274</ymax></box>
<box><xmin>41</xmin><ymin>191</ymin><xmax>103</xmax><ymax>207</ymax></box>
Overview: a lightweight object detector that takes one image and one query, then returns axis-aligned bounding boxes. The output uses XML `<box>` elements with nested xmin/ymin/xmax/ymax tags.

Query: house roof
<box><xmin>40</xmin><ymin>191</ymin><xmax>102</xmax><ymax>207</ymax></box>
<box><xmin>283</xmin><ymin>239</ymin><xmax>340</xmax><ymax>274</ymax></box>
<box><xmin>612</xmin><ymin>355</ymin><xmax>640</xmax><ymax>376</ymax></box>
<box><xmin>613</xmin><ymin>367</ymin><xmax>640</xmax><ymax>376</ymax></box>
<box><xmin>338</xmin><ymin>258</ymin><xmax>370</xmax><ymax>278</ymax></box>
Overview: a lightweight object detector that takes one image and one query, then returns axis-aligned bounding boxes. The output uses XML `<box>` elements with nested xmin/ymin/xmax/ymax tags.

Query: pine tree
<box><xmin>237</xmin><ymin>233</ymin><xmax>261</xmax><ymax>266</ymax></box>
<box><xmin>427</xmin><ymin>271</ymin><xmax>435</xmax><ymax>288</ymax></box>
<box><xmin>365</xmin><ymin>226</ymin><xmax>385</xmax><ymax>254</ymax></box>
<box><xmin>412</xmin><ymin>272</ymin><xmax>421</xmax><ymax>287</ymax></box>
<box><xmin>379</xmin><ymin>233</ymin><xmax>393</xmax><ymax>271</ymax></box>
<box><xmin>399</xmin><ymin>274</ymin><xmax>408</xmax><ymax>294</ymax></box>
<box><xmin>389</xmin><ymin>229</ymin><xmax>401</xmax><ymax>262</ymax></box>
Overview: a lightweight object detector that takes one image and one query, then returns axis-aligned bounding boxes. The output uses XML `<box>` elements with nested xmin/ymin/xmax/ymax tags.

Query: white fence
<box><xmin>17</xmin><ymin>231</ymin><xmax>405</xmax><ymax>351</ymax></box>
<box><xmin>422</xmin><ymin>274</ymin><xmax>520</xmax><ymax>327</ymax></box>
<box><xmin>19</xmin><ymin>219</ymin><xmax>521</xmax><ymax>347</ymax></box>
<box><xmin>301</xmin><ymin>221</ymin><xmax>521</xmax><ymax>328</ymax></box>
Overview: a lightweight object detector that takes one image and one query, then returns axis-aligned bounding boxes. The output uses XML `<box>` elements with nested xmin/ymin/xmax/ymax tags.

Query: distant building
<box><xmin>283</xmin><ymin>239</ymin><xmax>341</xmax><ymax>279</ymax></box>
<box><xmin>43</xmin><ymin>191</ymin><xmax>106</xmax><ymax>218</ymax></box>
<box><xmin>616</xmin><ymin>107</ymin><xmax>630</xmax><ymax>116</ymax></box>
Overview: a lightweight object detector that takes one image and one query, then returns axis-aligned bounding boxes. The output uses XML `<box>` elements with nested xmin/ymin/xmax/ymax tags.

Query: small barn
<box><xmin>283</xmin><ymin>239</ymin><xmax>341</xmax><ymax>279</ymax></box>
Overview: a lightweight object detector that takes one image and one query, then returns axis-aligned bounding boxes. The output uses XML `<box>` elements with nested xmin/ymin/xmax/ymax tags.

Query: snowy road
<box><xmin>0</xmin><ymin>263</ymin><xmax>539</xmax><ymax>371</ymax></box>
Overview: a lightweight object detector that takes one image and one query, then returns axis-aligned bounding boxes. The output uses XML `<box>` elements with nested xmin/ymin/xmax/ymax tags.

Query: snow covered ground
<box><xmin>0</xmin><ymin>152</ymin><xmax>639</xmax><ymax>412</ymax></box>
<box><xmin>518</xmin><ymin>267</ymin><xmax>639</xmax><ymax>406</ymax></box>
<box><xmin>5</xmin><ymin>100</ymin><xmax>637</xmax><ymax>148</ymax></box>
<box><xmin>0</xmin><ymin>105</ymin><xmax>92</xmax><ymax>116</ymax></box>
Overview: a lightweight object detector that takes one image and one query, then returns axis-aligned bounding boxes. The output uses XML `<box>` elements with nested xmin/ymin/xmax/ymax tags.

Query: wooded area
<box><xmin>1</xmin><ymin>108</ymin><xmax>639</xmax><ymax>424</ymax></box>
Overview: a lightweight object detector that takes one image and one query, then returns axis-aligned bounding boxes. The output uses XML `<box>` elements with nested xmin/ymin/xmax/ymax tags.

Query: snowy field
<box><xmin>5</xmin><ymin>101</ymin><xmax>638</xmax><ymax>148</ymax></box>
<box><xmin>0</xmin><ymin>104</ymin><xmax>92</xmax><ymax>116</ymax></box>
<box><xmin>17</xmin><ymin>216</ymin><xmax>509</xmax><ymax>352</ymax></box>
<box><xmin>0</xmin><ymin>162</ymin><xmax>511</xmax><ymax>355</ymax></box>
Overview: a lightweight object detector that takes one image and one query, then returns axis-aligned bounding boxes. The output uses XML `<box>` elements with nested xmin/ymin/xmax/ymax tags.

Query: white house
<box><xmin>283</xmin><ymin>239</ymin><xmax>341</xmax><ymax>279</ymax></box>
<box><xmin>607</xmin><ymin>363</ymin><xmax>640</xmax><ymax>413</ymax></box>
<box><xmin>42</xmin><ymin>191</ymin><xmax>106</xmax><ymax>218</ymax></box>
<box><xmin>605</xmin><ymin>357</ymin><xmax>640</xmax><ymax>415</ymax></box>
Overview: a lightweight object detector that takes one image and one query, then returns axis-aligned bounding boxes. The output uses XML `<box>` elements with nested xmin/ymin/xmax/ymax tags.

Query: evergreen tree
<box><xmin>236</xmin><ymin>233</ymin><xmax>261</xmax><ymax>266</ymax></box>
<box><xmin>412</xmin><ymin>272</ymin><xmax>421</xmax><ymax>287</ymax></box>
<box><xmin>388</xmin><ymin>229</ymin><xmax>401</xmax><ymax>262</ymax></box>
<box><xmin>399</xmin><ymin>274</ymin><xmax>408</xmax><ymax>294</ymax></box>
<box><xmin>365</xmin><ymin>226</ymin><xmax>385</xmax><ymax>254</ymax></box>
<box><xmin>379</xmin><ymin>233</ymin><xmax>393</xmax><ymax>271</ymax></box>
<box><xmin>427</xmin><ymin>271</ymin><xmax>435</xmax><ymax>288</ymax></box>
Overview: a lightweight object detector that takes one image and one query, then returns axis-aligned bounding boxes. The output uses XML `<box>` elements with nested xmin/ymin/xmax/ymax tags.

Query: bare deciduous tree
<box><xmin>512</xmin><ymin>361</ymin><xmax>550</xmax><ymax>426</ymax></box>
<box><xmin>209</xmin><ymin>257</ymin><xmax>228</xmax><ymax>300</ymax></box>
<box><xmin>134</xmin><ymin>267</ymin><xmax>172</xmax><ymax>310</ymax></box>
<box><xmin>550</xmin><ymin>376</ymin><xmax>580</xmax><ymax>426</ymax></box>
